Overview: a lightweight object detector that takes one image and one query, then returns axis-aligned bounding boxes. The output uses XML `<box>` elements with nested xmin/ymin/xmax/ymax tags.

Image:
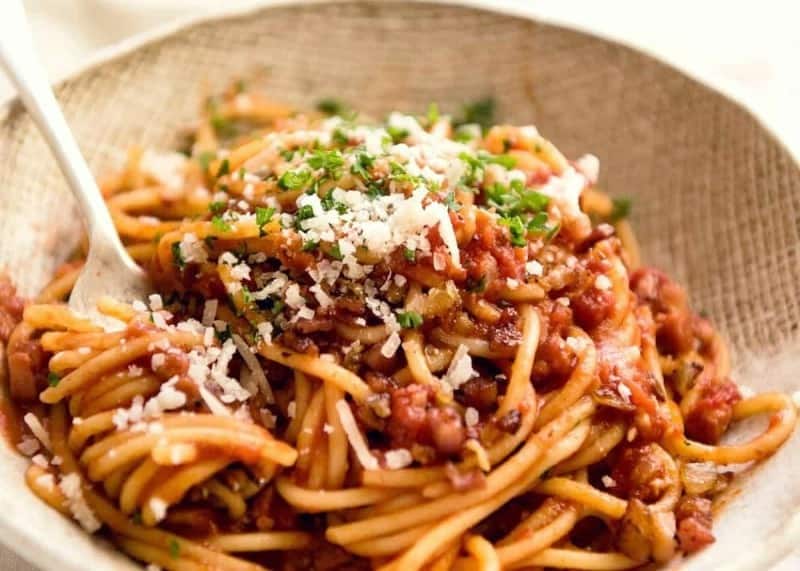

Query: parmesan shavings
<box><xmin>442</xmin><ymin>344</ymin><xmax>477</xmax><ymax>390</ymax></box>
<box><xmin>335</xmin><ymin>400</ymin><xmax>378</xmax><ymax>470</ymax></box>
<box><xmin>23</xmin><ymin>412</ymin><xmax>51</xmax><ymax>451</ymax></box>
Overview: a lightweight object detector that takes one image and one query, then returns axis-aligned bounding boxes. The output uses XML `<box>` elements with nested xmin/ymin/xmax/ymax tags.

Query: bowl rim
<box><xmin>0</xmin><ymin>1</ymin><xmax>797</xmax><ymax>570</ymax></box>
<box><xmin>2</xmin><ymin>0</ymin><xmax>797</xmax><ymax>167</ymax></box>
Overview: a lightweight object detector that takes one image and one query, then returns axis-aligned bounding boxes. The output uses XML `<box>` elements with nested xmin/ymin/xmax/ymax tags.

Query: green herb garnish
<box><xmin>397</xmin><ymin>311</ymin><xmax>423</xmax><ymax>329</ymax></box>
<box><xmin>211</xmin><ymin>215</ymin><xmax>232</xmax><ymax>233</ymax></box>
<box><xmin>278</xmin><ymin>169</ymin><xmax>312</xmax><ymax>191</ymax></box>
<box><xmin>208</xmin><ymin>201</ymin><xmax>226</xmax><ymax>215</ymax></box>
<box><xmin>171</xmin><ymin>242</ymin><xmax>185</xmax><ymax>269</ymax></box>
<box><xmin>47</xmin><ymin>372</ymin><xmax>60</xmax><ymax>387</ymax></box>
<box><xmin>610</xmin><ymin>196</ymin><xmax>632</xmax><ymax>222</ymax></box>
<box><xmin>216</xmin><ymin>159</ymin><xmax>230</xmax><ymax>177</ymax></box>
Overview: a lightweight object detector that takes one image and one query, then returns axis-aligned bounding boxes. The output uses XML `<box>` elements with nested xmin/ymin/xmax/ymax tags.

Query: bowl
<box><xmin>0</xmin><ymin>1</ymin><xmax>798</xmax><ymax>569</ymax></box>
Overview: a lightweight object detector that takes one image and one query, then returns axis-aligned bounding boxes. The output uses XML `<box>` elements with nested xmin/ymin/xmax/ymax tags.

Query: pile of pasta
<box><xmin>0</xmin><ymin>85</ymin><xmax>796</xmax><ymax>571</ymax></box>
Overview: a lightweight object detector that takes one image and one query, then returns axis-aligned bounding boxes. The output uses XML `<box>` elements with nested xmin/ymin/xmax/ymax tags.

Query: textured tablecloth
<box><xmin>2</xmin><ymin>1</ymin><xmax>798</xmax><ymax>569</ymax></box>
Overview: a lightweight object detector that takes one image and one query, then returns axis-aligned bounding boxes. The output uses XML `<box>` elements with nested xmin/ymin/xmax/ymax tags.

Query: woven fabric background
<box><xmin>0</xmin><ymin>2</ymin><xmax>798</xmax><ymax>570</ymax></box>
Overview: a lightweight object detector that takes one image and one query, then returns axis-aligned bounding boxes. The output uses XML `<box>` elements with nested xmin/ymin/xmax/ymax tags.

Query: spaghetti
<box><xmin>0</xmin><ymin>84</ymin><xmax>795</xmax><ymax>570</ymax></box>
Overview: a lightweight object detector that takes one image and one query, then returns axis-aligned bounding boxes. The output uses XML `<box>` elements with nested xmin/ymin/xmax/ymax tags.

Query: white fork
<box><xmin>0</xmin><ymin>0</ymin><xmax>150</xmax><ymax>326</ymax></box>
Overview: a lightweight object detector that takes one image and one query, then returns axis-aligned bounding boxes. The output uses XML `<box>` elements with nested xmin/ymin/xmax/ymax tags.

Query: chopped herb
<box><xmin>280</xmin><ymin>148</ymin><xmax>295</xmax><ymax>161</ymax></box>
<box><xmin>171</xmin><ymin>242</ymin><xmax>185</xmax><ymax>269</ymax></box>
<box><xmin>466</xmin><ymin>275</ymin><xmax>487</xmax><ymax>293</ymax></box>
<box><xmin>327</xmin><ymin>243</ymin><xmax>344</xmax><ymax>261</ymax></box>
<box><xmin>444</xmin><ymin>191</ymin><xmax>462</xmax><ymax>212</ymax></box>
<box><xmin>168</xmin><ymin>538</ymin><xmax>181</xmax><ymax>559</ymax></box>
<box><xmin>255</xmin><ymin>206</ymin><xmax>275</xmax><ymax>236</ymax></box>
<box><xmin>208</xmin><ymin>201</ymin><xmax>226</xmax><ymax>215</ymax></box>
<box><xmin>426</xmin><ymin>102</ymin><xmax>440</xmax><ymax>125</ymax></box>
<box><xmin>526</xmin><ymin>211</ymin><xmax>550</xmax><ymax>234</ymax></box>
<box><xmin>278</xmin><ymin>169</ymin><xmax>312</xmax><ymax>191</ymax></box>
<box><xmin>397</xmin><ymin>311</ymin><xmax>423</xmax><ymax>329</ymax></box>
<box><xmin>403</xmin><ymin>247</ymin><xmax>416</xmax><ymax>262</ymax></box>
<box><xmin>332</xmin><ymin>128</ymin><xmax>350</xmax><ymax>146</ymax></box>
<box><xmin>211</xmin><ymin>215</ymin><xmax>232</xmax><ymax>233</ymax></box>
<box><xmin>238</xmin><ymin>167</ymin><xmax>246</xmax><ymax>180</ymax></box>
<box><xmin>216</xmin><ymin>159</ymin><xmax>230</xmax><ymax>177</ymax></box>
<box><xmin>308</xmin><ymin>149</ymin><xmax>344</xmax><ymax>178</ymax></box>
<box><xmin>456</xmin><ymin>97</ymin><xmax>495</xmax><ymax>133</ymax></box>
<box><xmin>610</xmin><ymin>197</ymin><xmax>633</xmax><ymax>222</ymax></box>
<box><xmin>366</xmin><ymin>182</ymin><xmax>386</xmax><ymax>199</ymax></box>
<box><xmin>487</xmin><ymin>154</ymin><xmax>516</xmax><ymax>169</ymax></box>
<box><xmin>500</xmin><ymin>215</ymin><xmax>528</xmax><ymax>247</ymax></box>
<box><xmin>241</xmin><ymin>287</ymin><xmax>253</xmax><ymax>306</ymax></box>
<box><xmin>294</xmin><ymin>205</ymin><xmax>315</xmax><ymax>229</ymax></box>
<box><xmin>351</xmin><ymin>152</ymin><xmax>374</xmax><ymax>180</ymax></box>
<box><xmin>215</xmin><ymin>324</ymin><xmax>232</xmax><ymax>343</ymax></box>
<box><xmin>321</xmin><ymin>190</ymin><xmax>347</xmax><ymax>214</ymax></box>
<box><xmin>196</xmin><ymin>150</ymin><xmax>216</xmax><ymax>170</ymax></box>
<box><xmin>389</xmin><ymin>161</ymin><xmax>423</xmax><ymax>186</ymax></box>
<box><xmin>316</xmin><ymin>98</ymin><xmax>346</xmax><ymax>116</ymax></box>
<box><xmin>386</xmin><ymin>125</ymin><xmax>409</xmax><ymax>144</ymax></box>
<box><xmin>47</xmin><ymin>372</ymin><xmax>60</xmax><ymax>387</ymax></box>
<box><xmin>545</xmin><ymin>223</ymin><xmax>560</xmax><ymax>241</ymax></box>
<box><xmin>454</xmin><ymin>125</ymin><xmax>480</xmax><ymax>143</ymax></box>
<box><xmin>458</xmin><ymin>152</ymin><xmax>485</xmax><ymax>188</ymax></box>
<box><xmin>210</xmin><ymin>114</ymin><xmax>236</xmax><ymax>138</ymax></box>
<box><xmin>235</xmin><ymin>79</ymin><xmax>247</xmax><ymax>93</ymax></box>
<box><xmin>302</xmin><ymin>240</ymin><xmax>319</xmax><ymax>252</ymax></box>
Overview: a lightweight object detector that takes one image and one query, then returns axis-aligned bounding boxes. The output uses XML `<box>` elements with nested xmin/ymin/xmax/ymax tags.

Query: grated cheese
<box><xmin>335</xmin><ymin>400</ymin><xmax>379</xmax><ymax>470</ymax></box>
<box><xmin>59</xmin><ymin>473</ymin><xmax>101</xmax><ymax>533</ymax></box>
<box><xmin>442</xmin><ymin>344</ymin><xmax>477</xmax><ymax>390</ymax></box>
<box><xmin>384</xmin><ymin>448</ymin><xmax>413</xmax><ymax>470</ymax></box>
<box><xmin>23</xmin><ymin>413</ymin><xmax>51</xmax><ymax>451</ymax></box>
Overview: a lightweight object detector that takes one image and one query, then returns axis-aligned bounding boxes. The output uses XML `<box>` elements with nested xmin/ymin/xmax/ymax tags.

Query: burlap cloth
<box><xmin>0</xmin><ymin>2</ymin><xmax>798</xmax><ymax>569</ymax></box>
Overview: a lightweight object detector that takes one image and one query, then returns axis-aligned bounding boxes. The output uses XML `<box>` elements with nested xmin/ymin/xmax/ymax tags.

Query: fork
<box><xmin>0</xmin><ymin>0</ymin><xmax>150</xmax><ymax>327</ymax></box>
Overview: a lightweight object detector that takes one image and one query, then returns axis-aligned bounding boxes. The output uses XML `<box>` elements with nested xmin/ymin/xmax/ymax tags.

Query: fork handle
<box><xmin>0</xmin><ymin>0</ymin><xmax>125</xmax><ymax>250</ymax></box>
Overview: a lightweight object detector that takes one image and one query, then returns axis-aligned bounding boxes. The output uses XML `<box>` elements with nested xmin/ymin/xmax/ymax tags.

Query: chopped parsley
<box><xmin>168</xmin><ymin>538</ymin><xmax>181</xmax><ymax>559</ymax></box>
<box><xmin>426</xmin><ymin>102</ymin><xmax>440</xmax><ymax>126</ymax></box>
<box><xmin>171</xmin><ymin>242</ymin><xmax>185</xmax><ymax>269</ymax></box>
<box><xmin>403</xmin><ymin>247</ymin><xmax>416</xmax><ymax>262</ymax></box>
<box><xmin>487</xmin><ymin>154</ymin><xmax>516</xmax><ymax>169</ymax></box>
<box><xmin>308</xmin><ymin>149</ymin><xmax>344</xmax><ymax>178</ymax></box>
<box><xmin>211</xmin><ymin>215</ymin><xmax>232</xmax><ymax>233</ymax></box>
<box><xmin>47</xmin><ymin>372</ymin><xmax>60</xmax><ymax>387</ymax></box>
<box><xmin>216</xmin><ymin>158</ymin><xmax>230</xmax><ymax>177</ymax></box>
<box><xmin>294</xmin><ymin>205</ymin><xmax>315</xmax><ymax>229</ymax></box>
<box><xmin>485</xmin><ymin>179</ymin><xmax>549</xmax><ymax>218</ymax></box>
<box><xmin>444</xmin><ymin>191</ymin><xmax>462</xmax><ymax>212</ymax></box>
<box><xmin>397</xmin><ymin>311</ymin><xmax>423</xmax><ymax>329</ymax></box>
<box><xmin>215</xmin><ymin>324</ymin><xmax>232</xmax><ymax>343</ymax></box>
<box><xmin>500</xmin><ymin>215</ymin><xmax>528</xmax><ymax>247</ymax></box>
<box><xmin>255</xmin><ymin>206</ymin><xmax>275</xmax><ymax>236</ymax></box>
<box><xmin>321</xmin><ymin>190</ymin><xmax>348</xmax><ymax>214</ymax></box>
<box><xmin>208</xmin><ymin>201</ymin><xmax>226</xmax><ymax>215</ymax></box>
<box><xmin>466</xmin><ymin>275</ymin><xmax>487</xmax><ymax>293</ymax></box>
<box><xmin>351</xmin><ymin>152</ymin><xmax>375</xmax><ymax>180</ymax></box>
<box><xmin>196</xmin><ymin>150</ymin><xmax>216</xmax><ymax>170</ymax></box>
<box><xmin>389</xmin><ymin>161</ymin><xmax>423</xmax><ymax>186</ymax></box>
<box><xmin>302</xmin><ymin>240</ymin><xmax>319</xmax><ymax>252</ymax></box>
<box><xmin>610</xmin><ymin>196</ymin><xmax>633</xmax><ymax>222</ymax></box>
<box><xmin>327</xmin><ymin>243</ymin><xmax>344</xmax><ymax>261</ymax></box>
<box><xmin>386</xmin><ymin>125</ymin><xmax>409</xmax><ymax>144</ymax></box>
<box><xmin>280</xmin><ymin>148</ymin><xmax>295</xmax><ymax>161</ymax></box>
<box><xmin>278</xmin><ymin>169</ymin><xmax>312</xmax><ymax>191</ymax></box>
